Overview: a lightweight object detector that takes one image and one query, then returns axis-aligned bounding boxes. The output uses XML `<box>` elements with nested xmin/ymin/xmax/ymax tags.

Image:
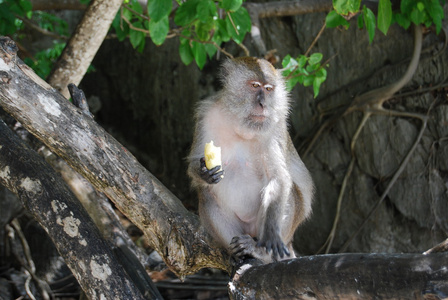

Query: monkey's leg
<box><xmin>199</xmin><ymin>189</ymin><xmax>244</xmax><ymax>247</ymax></box>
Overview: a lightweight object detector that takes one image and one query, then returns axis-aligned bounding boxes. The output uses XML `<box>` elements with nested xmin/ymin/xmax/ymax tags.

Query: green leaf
<box><xmin>174</xmin><ymin>0</ymin><xmax>200</xmax><ymax>26</ymax></box>
<box><xmin>282</xmin><ymin>55</ymin><xmax>298</xmax><ymax>70</ymax></box>
<box><xmin>225</xmin><ymin>7</ymin><xmax>251</xmax><ymax>44</ymax></box>
<box><xmin>309</xmin><ymin>53</ymin><xmax>323</xmax><ymax>65</ymax></box>
<box><xmin>362</xmin><ymin>6</ymin><xmax>376</xmax><ymax>43</ymax></box>
<box><xmin>377</xmin><ymin>0</ymin><xmax>392</xmax><ymax>35</ymax></box>
<box><xmin>326</xmin><ymin>10</ymin><xmax>350</xmax><ymax>28</ymax></box>
<box><xmin>313</xmin><ymin>68</ymin><xmax>327</xmax><ymax>98</ymax></box>
<box><xmin>112</xmin><ymin>13</ymin><xmax>129</xmax><ymax>41</ymax></box>
<box><xmin>192</xmin><ymin>41</ymin><xmax>207</xmax><ymax>69</ymax></box>
<box><xmin>204</xmin><ymin>43</ymin><xmax>218</xmax><ymax>59</ymax></box>
<box><xmin>197</xmin><ymin>0</ymin><xmax>217</xmax><ymax>22</ymax></box>
<box><xmin>303</xmin><ymin>75</ymin><xmax>314</xmax><ymax>87</ymax></box>
<box><xmin>426</xmin><ymin>0</ymin><xmax>444</xmax><ymax>34</ymax></box>
<box><xmin>215</xmin><ymin>19</ymin><xmax>230</xmax><ymax>42</ymax></box>
<box><xmin>149</xmin><ymin>16</ymin><xmax>168</xmax><ymax>45</ymax></box>
<box><xmin>147</xmin><ymin>0</ymin><xmax>172</xmax><ymax>22</ymax></box>
<box><xmin>195</xmin><ymin>19</ymin><xmax>215</xmax><ymax>41</ymax></box>
<box><xmin>285</xmin><ymin>76</ymin><xmax>301</xmax><ymax>91</ymax></box>
<box><xmin>400</xmin><ymin>0</ymin><xmax>414</xmax><ymax>14</ymax></box>
<box><xmin>220</xmin><ymin>0</ymin><xmax>242</xmax><ymax>12</ymax></box>
<box><xmin>333</xmin><ymin>0</ymin><xmax>361</xmax><ymax>16</ymax></box>
<box><xmin>357</xmin><ymin>14</ymin><xmax>364</xmax><ymax>28</ymax></box>
<box><xmin>393</xmin><ymin>13</ymin><xmax>411</xmax><ymax>29</ymax></box>
<box><xmin>417</xmin><ymin>2</ymin><xmax>425</xmax><ymax>11</ymax></box>
<box><xmin>130</xmin><ymin>0</ymin><xmax>143</xmax><ymax>15</ymax></box>
<box><xmin>298</xmin><ymin>55</ymin><xmax>307</xmax><ymax>68</ymax></box>
<box><xmin>129</xmin><ymin>23</ymin><xmax>145</xmax><ymax>48</ymax></box>
<box><xmin>410</xmin><ymin>7</ymin><xmax>425</xmax><ymax>24</ymax></box>
<box><xmin>179</xmin><ymin>38</ymin><xmax>194</xmax><ymax>65</ymax></box>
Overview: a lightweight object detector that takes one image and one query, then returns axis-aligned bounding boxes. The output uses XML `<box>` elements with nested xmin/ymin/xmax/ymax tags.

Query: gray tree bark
<box><xmin>0</xmin><ymin>120</ymin><xmax>147</xmax><ymax>300</ymax></box>
<box><xmin>46</xmin><ymin>0</ymin><xmax>122</xmax><ymax>98</ymax></box>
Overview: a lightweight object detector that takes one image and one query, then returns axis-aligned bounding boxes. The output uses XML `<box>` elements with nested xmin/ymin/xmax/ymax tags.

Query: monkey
<box><xmin>187</xmin><ymin>57</ymin><xmax>314</xmax><ymax>263</ymax></box>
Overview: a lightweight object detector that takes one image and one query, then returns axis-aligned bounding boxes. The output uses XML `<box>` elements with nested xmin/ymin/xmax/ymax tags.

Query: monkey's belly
<box><xmin>212</xmin><ymin>167</ymin><xmax>263</xmax><ymax>225</ymax></box>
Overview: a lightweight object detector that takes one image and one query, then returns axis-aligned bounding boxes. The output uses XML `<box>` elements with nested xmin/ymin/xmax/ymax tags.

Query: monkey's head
<box><xmin>220</xmin><ymin>57</ymin><xmax>289</xmax><ymax>132</ymax></box>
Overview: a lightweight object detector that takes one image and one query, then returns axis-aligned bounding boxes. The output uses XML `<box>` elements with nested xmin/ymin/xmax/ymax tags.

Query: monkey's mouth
<box><xmin>249</xmin><ymin>114</ymin><xmax>267</xmax><ymax>122</ymax></box>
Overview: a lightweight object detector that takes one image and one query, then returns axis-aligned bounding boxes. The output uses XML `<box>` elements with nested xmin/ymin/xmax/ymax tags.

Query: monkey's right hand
<box><xmin>199</xmin><ymin>157</ymin><xmax>224</xmax><ymax>184</ymax></box>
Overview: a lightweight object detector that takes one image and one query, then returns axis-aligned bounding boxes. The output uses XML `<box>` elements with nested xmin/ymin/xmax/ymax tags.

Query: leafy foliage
<box><xmin>329</xmin><ymin>0</ymin><xmax>445</xmax><ymax>43</ymax></box>
<box><xmin>0</xmin><ymin>0</ymin><xmax>328</xmax><ymax>96</ymax></box>
<box><xmin>0</xmin><ymin>0</ymin><xmax>31</xmax><ymax>35</ymax></box>
<box><xmin>111</xmin><ymin>0</ymin><xmax>251</xmax><ymax>70</ymax></box>
<box><xmin>23</xmin><ymin>42</ymin><xmax>66</xmax><ymax>79</ymax></box>
<box><xmin>282</xmin><ymin>54</ymin><xmax>328</xmax><ymax>98</ymax></box>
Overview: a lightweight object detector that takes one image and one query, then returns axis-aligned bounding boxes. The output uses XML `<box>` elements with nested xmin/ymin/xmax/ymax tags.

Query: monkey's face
<box><xmin>221</xmin><ymin>57</ymin><xmax>290</xmax><ymax>132</ymax></box>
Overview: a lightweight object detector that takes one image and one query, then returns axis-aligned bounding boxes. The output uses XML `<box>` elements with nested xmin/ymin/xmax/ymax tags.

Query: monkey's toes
<box><xmin>230</xmin><ymin>235</ymin><xmax>256</xmax><ymax>257</ymax></box>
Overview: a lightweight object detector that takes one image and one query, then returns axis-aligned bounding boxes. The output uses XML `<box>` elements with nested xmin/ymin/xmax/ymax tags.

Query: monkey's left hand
<box><xmin>199</xmin><ymin>157</ymin><xmax>224</xmax><ymax>184</ymax></box>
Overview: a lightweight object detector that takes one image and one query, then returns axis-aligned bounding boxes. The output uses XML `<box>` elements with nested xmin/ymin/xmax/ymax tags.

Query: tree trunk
<box><xmin>0</xmin><ymin>120</ymin><xmax>148</xmax><ymax>300</ymax></box>
<box><xmin>46</xmin><ymin>0</ymin><xmax>122</xmax><ymax>98</ymax></box>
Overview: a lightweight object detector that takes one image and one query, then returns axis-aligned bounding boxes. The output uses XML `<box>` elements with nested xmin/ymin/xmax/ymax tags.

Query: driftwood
<box><xmin>1</xmin><ymin>36</ymin><xmax>448</xmax><ymax>299</ymax></box>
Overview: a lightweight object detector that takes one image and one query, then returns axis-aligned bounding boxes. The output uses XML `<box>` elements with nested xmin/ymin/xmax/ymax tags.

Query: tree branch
<box><xmin>230</xmin><ymin>253</ymin><xmax>448</xmax><ymax>299</ymax></box>
<box><xmin>47</xmin><ymin>0</ymin><xmax>123</xmax><ymax>98</ymax></box>
<box><xmin>0</xmin><ymin>120</ymin><xmax>147</xmax><ymax>300</ymax></box>
<box><xmin>0</xmin><ymin>36</ymin><xmax>230</xmax><ymax>277</ymax></box>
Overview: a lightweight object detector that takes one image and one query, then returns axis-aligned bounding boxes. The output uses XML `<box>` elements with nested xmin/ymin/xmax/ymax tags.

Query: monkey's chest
<box><xmin>212</xmin><ymin>150</ymin><xmax>266</xmax><ymax>223</ymax></box>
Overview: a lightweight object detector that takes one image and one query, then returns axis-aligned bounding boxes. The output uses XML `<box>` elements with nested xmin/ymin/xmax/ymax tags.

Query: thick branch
<box><xmin>47</xmin><ymin>0</ymin><xmax>122</xmax><ymax>98</ymax></box>
<box><xmin>0</xmin><ymin>120</ymin><xmax>147</xmax><ymax>300</ymax></box>
<box><xmin>230</xmin><ymin>253</ymin><xmax>448</xmax><ymax>299</ymax></box>
<box><xmin>0</xmin><ymin>37</ymin><xmax>229</xmax><ymax>277</ymax></box>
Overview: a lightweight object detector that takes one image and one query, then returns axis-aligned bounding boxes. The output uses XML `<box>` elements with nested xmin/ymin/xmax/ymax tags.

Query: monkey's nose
<box><xmin>257</xmin><ymin>92</ymin><xmax>265</xmax><ymax>108</ymax></box>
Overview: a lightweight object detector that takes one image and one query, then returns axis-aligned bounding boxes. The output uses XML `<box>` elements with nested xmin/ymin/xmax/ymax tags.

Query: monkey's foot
<box><xmin>256</xmin><ymin>234</ymin><xmax>290</xmax><ymax>260</ymax></box>
<box><xmin>199</xmin><ymin>157</ymin><xmax>224</xmax><ymax>184</ymax></box>
<box><xmin>230</xmin><ymin>235</ymin><xmax>258</xmax><ymax>259</ymax></box>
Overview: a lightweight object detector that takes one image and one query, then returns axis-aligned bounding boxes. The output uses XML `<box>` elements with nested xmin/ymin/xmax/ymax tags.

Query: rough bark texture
<box><xmin>229</xmin><ymin>253</ymin><xmax>448</xmax><ymax>299</ymax></box>
<box><xmin>0</xmin><ymin>120</ymin><xmax>147</xmax><ymax>300</ymax></box>
<box><xmin>46</xmin><ymin>0</ymin><xmax>122</xmax><ymax>98</ymax></box>
<box><xmin>0</xmin><ymin>38</ymin><xmax>229</xmax><ymax>277</ymax></box>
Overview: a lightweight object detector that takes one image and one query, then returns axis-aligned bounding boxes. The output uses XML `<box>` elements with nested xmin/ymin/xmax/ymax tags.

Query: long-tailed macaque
<box><xmin>187</xmin><ymin>57</ymin><xmax>314</xmax><ymax>263</ymax></box>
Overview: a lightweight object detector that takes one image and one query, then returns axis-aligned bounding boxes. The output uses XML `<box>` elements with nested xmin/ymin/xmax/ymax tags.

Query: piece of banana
<box><xmin>204</xmin><ymin>141</ymin><xmax>222</xmax><ymax>172</ymax></box>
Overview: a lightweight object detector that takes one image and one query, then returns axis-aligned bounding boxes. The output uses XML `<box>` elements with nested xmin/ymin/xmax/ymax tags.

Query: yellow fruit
<box><xmin>204</xmin><ymin>140</ymin><xmax>222</xmax><ymax>170</ymax></box>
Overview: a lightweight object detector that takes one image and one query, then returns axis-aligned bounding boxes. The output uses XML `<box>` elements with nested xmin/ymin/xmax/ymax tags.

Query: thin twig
<box><xmin>121</xmin><ymin>16</ymin><xmax>150</xmax><ymax>34</ymax></box>
<box><xmin>226</xmin><ymin>12</ymin><xmax>239</xmax><ymax>35</ymax></box>
<box><xmin>122</xmin><ymin>3</ymin><xmax>150</xmax><ymax>21</ymax></box>
<box><xmin>304</xmin><ymin>21</ymin><xmax>327</xmax><ymax>56</ymax></box>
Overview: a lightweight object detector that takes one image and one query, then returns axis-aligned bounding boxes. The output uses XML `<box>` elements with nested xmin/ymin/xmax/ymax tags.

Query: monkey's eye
<box><xmin>265</xmin><ymin>85</ymin><xmax>274</xmax><ymax>91</ymax></box>
<box><xmin>251</xmin><ymin>82</ymin><xmax>261</xmax><ymax>88</ymax></box>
